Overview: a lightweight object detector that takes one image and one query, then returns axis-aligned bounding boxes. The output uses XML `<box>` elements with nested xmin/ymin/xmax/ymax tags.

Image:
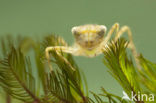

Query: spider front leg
<box><xmin>102</xmin><ymin>23</ymin><xmax>140</xmax><ymax>69</ymax></box>
<box><xmin>102</xmin><ymin>23</ymin><xmax>119</xmax><ymax>45</ymax></box>
<box><xmin>114</xmin><ymin>26</ymin><xmax>141</xmax><ymax>69</ymax></box>
<box><xmin>45</xmin><ymin>46</ymin><xmax>77</xmax><ymax>72</ymax></box>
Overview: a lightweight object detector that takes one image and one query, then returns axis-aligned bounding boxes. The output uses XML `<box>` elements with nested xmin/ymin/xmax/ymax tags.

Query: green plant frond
<box><xmin>103</xmin><ymin>38</ymin><xmax>140</xmax><ymax>97</ymax></box>
<box><xmin>42</xmin><ymin>35</ymin><xmax>68</xmax><ymax>55</ymax></box>
<box><xmin>18</xmin><ymin>37</ymin><xmax>37</xmax><ymax>54</ymax></box>
<box><xmin>0</xmin><ymin>47</ymin><xmax>40</xmax><ymax>102</ymax></box>
<box><xmin>1</xmin><ymin>34</ymin><xmax>156</xmax><ymax>103</ymax></box>
<box><xmin>0</xmin><ymin>34</ymin><xmax>88</xmax><ymax>103</ymax></box>
<box><xmin>19</xmin><ymin>37</ymin><xmax>48</xmax><ymax>95</ymax></box>
<box><xmin>100</xmin><ymin>87</ymin><xmax>121</xmax><ymax>102</ymax></box>
<box><xmin>41</xmin><ymin>35</ymin><xmax>87</xmax><ymax>102</ymax></box>
<box><xmin>138</xmin><ymin>55</ymin><xmax>156</xmax><ymax>94</ymax></box>
<box><xmin>90</xmin><ymin>91</ymin><xmax>106</xmax><ymax>103</ymax></box>
<box><xmin>47</xmin><ymin>71</ymin><xmax>77</xmax><ymax>103</ymax></box>
<box><xmin>0</xmin><ymin>35</ymin><xmax>18</xmax><ymax>58</ymax></box>
<box><xmin>88</xmin><ymin>88</ymin><xmax>129</xmax><ymax>103</ymax></box>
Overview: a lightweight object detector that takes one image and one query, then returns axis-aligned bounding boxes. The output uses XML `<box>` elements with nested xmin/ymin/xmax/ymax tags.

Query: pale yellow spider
<box><xmin>45</xmin><ymin>23</ymin><xmax>140</xmax><ymax>71</ymax></box>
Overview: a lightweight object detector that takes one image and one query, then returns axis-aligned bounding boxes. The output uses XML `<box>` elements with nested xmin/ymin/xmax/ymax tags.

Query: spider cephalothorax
<box><xmin>72</xmin><ymin>24</ymin><xmax>107</xmax><ymax>50</ymax></box>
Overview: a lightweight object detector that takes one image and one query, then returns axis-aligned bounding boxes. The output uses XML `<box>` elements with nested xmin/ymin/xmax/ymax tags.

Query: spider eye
<box><xmin>71</xmin><ymin>27</ymin><xmax>81</xmax><ymax>38</ymax></box>
<box><xmin>97</xmin><ymin>25</ymin><xmax>107</xmax><ymax>37</ymax></box>
<box><xmin>97</xmin><ymin>29</ymin><xmax>105</xmax><ymax>37</ymax></box>
<box><xmin>73</xmin><ymin>31</ymin><xmax>81</xmax><ymax>37</ymax></box>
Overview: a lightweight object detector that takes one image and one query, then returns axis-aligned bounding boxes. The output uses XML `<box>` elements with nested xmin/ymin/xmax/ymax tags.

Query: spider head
<box><xmin>72</xmin><ymin>24</ymin><xmax>107</xmax><ymax>50</ymax></box>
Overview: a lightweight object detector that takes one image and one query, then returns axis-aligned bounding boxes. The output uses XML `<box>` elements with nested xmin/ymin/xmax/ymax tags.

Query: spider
<box><xmin>45</xmin><ymin>23</ymin><xmax>140</xmax><ymax>71</ymax></box>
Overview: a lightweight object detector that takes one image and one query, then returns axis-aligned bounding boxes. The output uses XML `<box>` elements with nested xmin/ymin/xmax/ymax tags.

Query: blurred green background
<box><xmin>0</xmin><ymin>0</ymin><xmax>156</xmax><ymax>102</ymax></box>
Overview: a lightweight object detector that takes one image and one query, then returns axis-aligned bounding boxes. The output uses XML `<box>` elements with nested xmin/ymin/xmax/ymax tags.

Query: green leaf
<box><xmin>0</xmin><ymin>47</ymin><xmax>40</xmax><ymax>102</ymax></box>
<box><xmin>138</xmin><ymin>55</ymin><xmax>156</xmax><ymax>94</ymax></box>
<box><xmin>103</xmin><ymin>38</ymin><xmax>140</xmax><ymax>99</ymax></box>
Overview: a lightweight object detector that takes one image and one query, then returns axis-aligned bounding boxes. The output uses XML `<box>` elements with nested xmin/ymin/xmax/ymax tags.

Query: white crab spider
<box><xmin>45</xmin><ymin>23</ymin><xmax>139</xmax><ymax>71</ymax></box>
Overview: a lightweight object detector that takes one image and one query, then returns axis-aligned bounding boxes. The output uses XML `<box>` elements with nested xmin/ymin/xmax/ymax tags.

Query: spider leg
<box><xmin>114</xmin><ymin>26</ymin><xmax>141</xmax><ymax>69</ymax></box>
<box><xmin>45</xmin><ymin>46</ymin><xmax>77</xmax><ymax>72</ymax></box>
<box><xmin>102</xmin><ymin>23</ymin><xmax>119</xmax><ymax>46</ymax></box>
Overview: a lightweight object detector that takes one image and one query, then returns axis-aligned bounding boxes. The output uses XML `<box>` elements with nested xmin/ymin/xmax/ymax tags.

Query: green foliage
<box><xmin>103</xmin><ymin>38</ymin><xmax>140</xmax><ymax>97</ymax></box>
<box><xmin>138</xmin><ymin>55</ymin><xmax>156</xmax><ymax>95</ymax></box>
<box><xmin>0</xmin><ymin>35</ymin><xmax>156</xmax><ymax>103</ymax></box>
<box><xmin>103</xmin><ymin>38</ymin><xmax>156</xmax><ymax>103</ymax></box>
